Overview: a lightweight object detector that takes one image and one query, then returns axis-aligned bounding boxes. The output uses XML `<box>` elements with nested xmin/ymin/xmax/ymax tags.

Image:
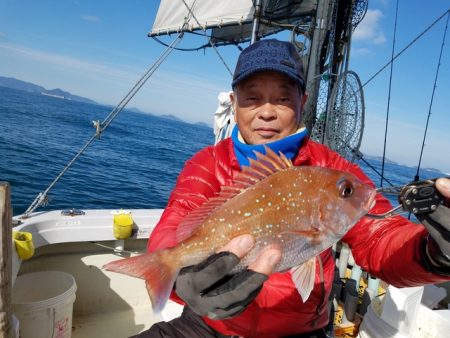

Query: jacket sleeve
<box><xmin>334</xmin><ymin>155</ymin><xmax>450</xmax><ymax>286</ymax></box>
<box><xmin>147</xmin><ymin>146</ymin><xmax>225</xmax><ymax>253</ymax></box>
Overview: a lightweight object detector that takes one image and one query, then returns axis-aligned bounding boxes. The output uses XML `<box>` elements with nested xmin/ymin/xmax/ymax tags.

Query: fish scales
<box><xmin>104</xmin><ymin>146</ymin><xmax>376</xmax><ymax>312</ymax></box>
<box><xmin>181</xmin><ymin>168</ymin><xmax>327</xmax><ymax>265</ymax></box>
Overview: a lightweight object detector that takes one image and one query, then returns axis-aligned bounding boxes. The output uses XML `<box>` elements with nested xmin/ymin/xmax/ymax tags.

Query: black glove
<box><xmin>174</xmin><ymin>251</ymin><xmax>268</xmax><ymax>320</ymax></box>
<box><xmin>416</xmin><ymin>204</ymin><xmax>450</xmax><ymax>276</ymax></box>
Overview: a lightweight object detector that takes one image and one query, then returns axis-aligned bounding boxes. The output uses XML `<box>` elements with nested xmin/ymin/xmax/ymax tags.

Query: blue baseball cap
<box><xmin>232</xmin><ymin>39</ymin><xmax>306</xmax><ymax>92</ymax></box>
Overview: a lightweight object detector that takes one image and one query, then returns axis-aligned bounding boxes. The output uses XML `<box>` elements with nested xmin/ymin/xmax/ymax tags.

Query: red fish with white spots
<box><xmin>104</xmin><ymin>146</ymin><xmax>376</xmax><ymax>312</ymax></box>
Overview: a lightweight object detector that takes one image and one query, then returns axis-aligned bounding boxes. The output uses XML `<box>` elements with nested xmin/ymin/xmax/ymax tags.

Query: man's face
<box><xmin>231</xmin><ymin>71</ymin><xmax>307</xmax><ymax>145</ymax></box>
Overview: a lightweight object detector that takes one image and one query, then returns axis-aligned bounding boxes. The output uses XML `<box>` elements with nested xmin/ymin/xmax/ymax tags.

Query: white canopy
<box><xmin>150</xmin><ymin>0</ymin><xmax>318</xmax><ymax>44</ymax></box>
<box><xmin>151</xmin><ymin>0</ymin><xmax>254</xmax><ymax>36</ymax></box>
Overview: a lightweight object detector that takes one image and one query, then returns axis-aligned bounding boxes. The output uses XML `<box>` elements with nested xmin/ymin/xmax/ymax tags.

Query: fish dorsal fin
<box><xmin>241</xmin><ymin>145</ymin><xmax>292</xmax><ymax>182</ymax></box>
<box><xmin>176</xmin><ymin>146</ymin><xmax>293</xmax><ymax>243</ymax></box>
<box><xmin>290</xmin><ymin>257</ymin><xmax>316</xmax><ymax>302</ymax></box>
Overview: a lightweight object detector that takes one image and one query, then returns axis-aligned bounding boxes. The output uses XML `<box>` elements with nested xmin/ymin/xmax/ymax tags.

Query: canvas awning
<box><xmin>150</xmin><ymin>0</ymin><xmax>317</xmax><ymax>45</ymax></box>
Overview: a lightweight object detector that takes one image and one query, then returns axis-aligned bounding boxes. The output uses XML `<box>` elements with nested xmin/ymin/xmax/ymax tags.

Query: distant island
<box><xmin>160</xmin><ymin>114</ymin><xmax>184</xmax><ymax>122</ymax></box>
<box><xmin>195</xmin><ymin>121</ymin><xmax>210</xmax><ymax>128</ymax></box>
<box><xmin>160</xmin><ymin>114</ymin><xmax>212</xmax><ymax>129</ymax></box>
<box><xmin>362</xmin><ymin>154</ymin><xmax>445</xmax><ymax>174</ymax></box>
<box><xmin>363</xmin><ymin>154</ymin><xmax>397</xmax><ymax>165</ymax></box>
<box><xmin>0</xmin><ymin>76</ymin><xmax>97</xmax><ymax>104</ymax></box>
<box><xmin>0</xmin><ymin>76</ymin><xmax>213</xmax><ymax>128</ymax></box>
<box><xmin>422</xmin><ymin>167</ymin><xmax>445</xmax><ymax>174</ymax></box>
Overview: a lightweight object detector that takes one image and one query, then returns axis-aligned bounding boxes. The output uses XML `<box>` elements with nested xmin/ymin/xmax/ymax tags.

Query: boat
<box><xmin>2</xmin><ymin>1</ymin><xmax>450</xmax><ymax>337</ymax></box>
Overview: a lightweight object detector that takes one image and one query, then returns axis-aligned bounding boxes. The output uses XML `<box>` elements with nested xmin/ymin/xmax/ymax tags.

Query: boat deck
<box><xmin>17</xmin><ymin>240</ymin><xmax>182</xmax><ymax>338</ymax></box>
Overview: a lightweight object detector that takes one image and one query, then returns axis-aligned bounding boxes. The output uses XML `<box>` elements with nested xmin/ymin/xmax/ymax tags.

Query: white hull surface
<box><xmin>11</xmin><ymin>209</ymin><xmax>450</xmax><ymax>338</ymax></box>
<box><xmin>12</xmin><ymin>209</ymin><xmax>183</xmax><ymax>338</ymax></box>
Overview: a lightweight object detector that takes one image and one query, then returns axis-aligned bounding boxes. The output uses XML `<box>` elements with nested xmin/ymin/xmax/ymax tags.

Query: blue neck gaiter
<box><xmin>231</xmin><ymin>125</ymin><xmax>308</xmax><ymax>168</ymax></box>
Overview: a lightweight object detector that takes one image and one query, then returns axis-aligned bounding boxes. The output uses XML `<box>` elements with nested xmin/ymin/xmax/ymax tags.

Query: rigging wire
<box><xmin>22</xmin><ymin>34</ymin><xmax>184</xmax><ymax>218</ymax></box>
<box><xmin>152</xmin><ymin>33</ymin><xmax>243</xmax><ymax>52</ymax></box>
<box><xmin>363</xmin><ymin>8</ymin><xmax>450</xmax><ymax>88</ymax></box>
<box><xmin>415</xmin><ymin>11</ymin><xmax>449</xmax><ymax>181</ymax></box>
<box><xmin>151</xmin><ymin>35</ymin><xmax>210</xmax><ymax>52</ymax></box>
<box><xmin>210</xmin><ymin>39</ymin><xmax>234</xmax><ymax>76</ymax></box>
<box><xmin>343</xmin><ymin>7</ymin><xmax>450</xmax><ymax>187</ymax></box>
<box><xmin>180</xmin><ymin>0</ymin><xmax>233</xmax><ymax>76</ymax></box>
<box><xmin>22</xmin><ymin>9</ymin><xmax>215</xmax><ymax>219</ymax></box>
<box><xmin>24</xmin><ymin>1</ymin><xmax>232</xmax><ymax>217</ymax></box>
<box><xmin>101</xmin><ymin>36</ymin><xmax>183</xmax><ymax>131</ymax></box>
<box><xmin>358</xmin><ymin>157</ymin><xmax>395</xmax><ymax>187</ymax></box>
<box><xmin>24</xmin><ymin>0</ymin><xmax>233</xmax><ymax>217</ymax></box>
<box><xmin>380</xmin><ymin>0</ymin><xmax>399</xmax><ymax>187</ymax></box>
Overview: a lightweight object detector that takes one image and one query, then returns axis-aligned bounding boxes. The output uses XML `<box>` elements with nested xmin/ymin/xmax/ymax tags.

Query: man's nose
<box><xmin>258</xmin><ymin>102</ymin><xmax>277</xmax><ymax>120</ymax></box>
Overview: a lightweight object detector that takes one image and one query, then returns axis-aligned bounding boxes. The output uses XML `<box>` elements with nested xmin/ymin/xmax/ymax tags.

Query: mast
<box><xmin>305</xmin><ymin>0</ymin><xmax>333</xmax><ymax>85</ymax></box>
<box><xmin>251</xmin><ymin>0</ymin><xmax>263</xmax><ymax>44</ymax></box>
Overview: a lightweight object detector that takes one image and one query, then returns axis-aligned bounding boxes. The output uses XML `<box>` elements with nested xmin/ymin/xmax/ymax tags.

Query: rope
<box><xmin>90</xmin><ymin>241</ymin><xmax>144</xmax><ymax>255</ymax></box>
<box><xmin>358</xmin><ymin>157</ymin><xmax>395</xmax><ymax>187</ymax></box>
<box><xmin>380</xmin><ymin>0</ymin><xmax>399</xmax><ymax>187</ymax></box>
<box><xmin>180</xmin><ymin>0</ymin><xmax>233</xmax><ymax>76</ymax></box>
<box><xmin>24</xmin><ymin>2</ymin><xmax>223</xmax><ymax>217</ymax></box>
<box><xmin>363</xmin><ymin>8</ymin><xmax>450</xmax><ymax>88</ymax></box>
<box><xmin>210</xmin><ymin>39</ymin><xmax>234</xmax><ymax>76</ymax></box>
<box><xmin>101</xmin><ymin>36</ymin><xmax>183</xmax><ymax>131</ymax></box>
<box><xmin>415</xmin><ymin>11</ymin><xmax>449</xmax><ymax>181</ymax></box>
<box><xmin>23</xmin><ymin>34</ymin><xmax>186</xmax><ymax>218</ymax></box>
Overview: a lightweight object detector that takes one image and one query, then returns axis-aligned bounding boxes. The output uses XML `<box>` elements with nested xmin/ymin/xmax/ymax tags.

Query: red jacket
<box><xmin>147</xmin><ymin>137</ymin><xmax>450</xmax><ymax>337</ymax></box>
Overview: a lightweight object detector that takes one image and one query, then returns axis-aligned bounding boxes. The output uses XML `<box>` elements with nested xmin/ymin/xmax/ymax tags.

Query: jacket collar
<box><xmin>228</xmin><ymin>135</ymin><xmax>312</xmax><ymax>171</ymax></box>
<box><xmin>293</xmin><ymin>136</ymin><xmax>312</xmax><ymax>166</ymax></box>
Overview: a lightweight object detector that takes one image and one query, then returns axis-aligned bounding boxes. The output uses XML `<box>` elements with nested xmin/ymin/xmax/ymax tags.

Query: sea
<box><xmin>0</xmin><ymin>86</ymin><xmax>445</xmax><ymax>217</ymax></box>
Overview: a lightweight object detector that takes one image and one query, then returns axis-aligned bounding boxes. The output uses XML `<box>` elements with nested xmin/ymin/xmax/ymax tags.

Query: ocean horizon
<box><xmin>1</xmin><ymin>86</ymin><xmax>445</xmax><ymax>216</ymax></box>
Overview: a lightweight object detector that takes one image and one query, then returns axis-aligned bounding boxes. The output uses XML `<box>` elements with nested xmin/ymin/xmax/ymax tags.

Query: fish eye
<box><xmin>338</xmin><ymin>180</ymin><xmax>354</xmax><ymax>198</ymax></box>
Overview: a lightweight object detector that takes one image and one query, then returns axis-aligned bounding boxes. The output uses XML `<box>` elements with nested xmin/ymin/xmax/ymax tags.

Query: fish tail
<box><xmin>103</xmin><ymin>249</ymin><xmax>180</xmax><ymax>312</ymax></box>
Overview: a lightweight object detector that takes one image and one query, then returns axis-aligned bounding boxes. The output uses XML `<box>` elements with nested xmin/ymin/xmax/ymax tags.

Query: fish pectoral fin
<box><xmin>282</xmin><ymin>229</ymin><xmax>321</xmax><ymax>242</ymax></box>
<box><xmin>290</xmin><ymin>257</ymin><xmax>316</xmax><ymax>302</ymax></box>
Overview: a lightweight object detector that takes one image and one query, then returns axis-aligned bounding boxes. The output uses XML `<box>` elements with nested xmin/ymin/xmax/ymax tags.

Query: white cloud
<box><xmin>81</xmin><ymin>15</ymin><xmax>100</xmax><ymax>22</ymax></box>
<box><xmin>0</xmin><ymin>41</ymin><xmax>230</xmax><ymax>124</ymax></box>
<box><xmin>375</xmin><ymin>0</ymin><xmax>390</xmax><ymax>7</ymax></box>
<box><xmin>129</xmin><ymin>65</ymin><xmax>230</xmax><ymax>123</ymax></box>
<box><xmin>0</xmin><ymin>42</ymin><xmax>229</xmax><ymax>91</ymax></box>
<box><xmin>0</xmin><ymin>42</ymin><xmax>139</xmax><ymax>83</ymax></box>
<box><xmin>352</xmin><ymin>47</ymin><xmax>371</xmax><ymax>57</ymax></box>
<box><xmin>353</xmin><ymin>9</ymin><xmax>386</xmax><ymax>45</ymax></box>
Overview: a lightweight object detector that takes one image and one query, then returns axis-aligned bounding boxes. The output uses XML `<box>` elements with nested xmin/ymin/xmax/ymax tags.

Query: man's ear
<box><xmin>230</xmin><ymin>91</ymin><xmax>237</xmax><ymax>123</ymax></box>
<box><xmin>300</xmin><ymin>93</ymin><xmax>308</xmax><ymax>110</ymax></box>
<box><xmin>297</xmin><ymin>92</ymin><xmax>308</xmax><ymax>125</ymax></box>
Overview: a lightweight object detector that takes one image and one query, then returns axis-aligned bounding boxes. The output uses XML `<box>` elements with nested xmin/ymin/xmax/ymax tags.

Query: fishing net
<box><xmin>325</xmin><ymin>70</ymin><xmax>365</xmax><ymax>162</ymax></box>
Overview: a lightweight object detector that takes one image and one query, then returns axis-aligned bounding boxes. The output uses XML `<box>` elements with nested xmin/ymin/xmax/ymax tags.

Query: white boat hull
<box><xmin>12</xmin><ymin>209</ymin><xmax>183</xmax><ymax>338</ymax></box>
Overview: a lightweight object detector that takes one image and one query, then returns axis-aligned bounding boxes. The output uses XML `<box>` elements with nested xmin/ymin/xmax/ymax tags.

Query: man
<box><xmin>141</xmin><ymin>39</ymin><xmax>450</xmax><ymax>337</ymax></box>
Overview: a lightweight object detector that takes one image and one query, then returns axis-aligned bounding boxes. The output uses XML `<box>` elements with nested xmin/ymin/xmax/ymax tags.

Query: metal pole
<box><xmin>306</xmin><ymin>0</ymin><xmax>332</xmax><ymax>144</ymax></box>
<box><xmin>250</xmin><ymin>0</ymin><xmax>262</xmax><ymax>44</ymax></box>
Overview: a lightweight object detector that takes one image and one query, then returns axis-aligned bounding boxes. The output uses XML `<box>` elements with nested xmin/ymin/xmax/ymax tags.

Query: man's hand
<box><xmin>416</xmin><ymin>178</ymin><xmax>450</xmax><ymax>273</ymax></box>
<box><xmin>436</xmin><ymin>178</ymin><xmax>450</xmax><ymax>200</ymax></box>
<box><xmin>175</xmin><ymin>234</ymin><xmax>282</xmax><ymax>320</ymax></box>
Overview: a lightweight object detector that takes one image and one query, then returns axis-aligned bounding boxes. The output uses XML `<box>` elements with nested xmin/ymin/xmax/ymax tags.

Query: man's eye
<box><xmin>279</xmin><ymin>97</ymin><xmax>290</xmax><ymax>102</ymax></box>
<box><xmin>246</xmin><ymin>97</ymin><xmax>257</xmax><ymax>101</ymax></box>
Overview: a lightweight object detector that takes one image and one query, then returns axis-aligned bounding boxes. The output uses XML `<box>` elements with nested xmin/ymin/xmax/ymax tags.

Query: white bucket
<box><xmin>12</xmin><ymin>271</ymin><xmax>77</xmax><ymax>338</ymax></box>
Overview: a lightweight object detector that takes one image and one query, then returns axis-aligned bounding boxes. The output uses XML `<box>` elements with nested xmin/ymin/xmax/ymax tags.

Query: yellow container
<box><xmin>113</xmin><ymin>212</ymin><xmax>134</xmax><ymax>239</ymax></box>
<box><xmin>13</xmin><ymin>231</ymin><xmax>35</xmax><ymax>260</ymax></box>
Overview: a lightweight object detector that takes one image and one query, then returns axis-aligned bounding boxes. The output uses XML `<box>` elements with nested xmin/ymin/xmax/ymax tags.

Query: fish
<box><xmin>104</xmin><ymin>146</ymin><xmax>376</xmax><ymax>312</ymax></box>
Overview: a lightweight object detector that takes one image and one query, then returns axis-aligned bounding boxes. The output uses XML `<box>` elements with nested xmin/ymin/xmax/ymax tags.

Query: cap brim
<box><xmin>232</xmin><ymin>67</ymin><xmax>305</xmax><ymax>92</ymax></box>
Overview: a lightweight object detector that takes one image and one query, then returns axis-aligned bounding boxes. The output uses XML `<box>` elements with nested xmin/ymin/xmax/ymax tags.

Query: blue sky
<box><xmin>0</xmin><ymin>0</ymin><xmax>449</xmax><ymax>172</ymax></box>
